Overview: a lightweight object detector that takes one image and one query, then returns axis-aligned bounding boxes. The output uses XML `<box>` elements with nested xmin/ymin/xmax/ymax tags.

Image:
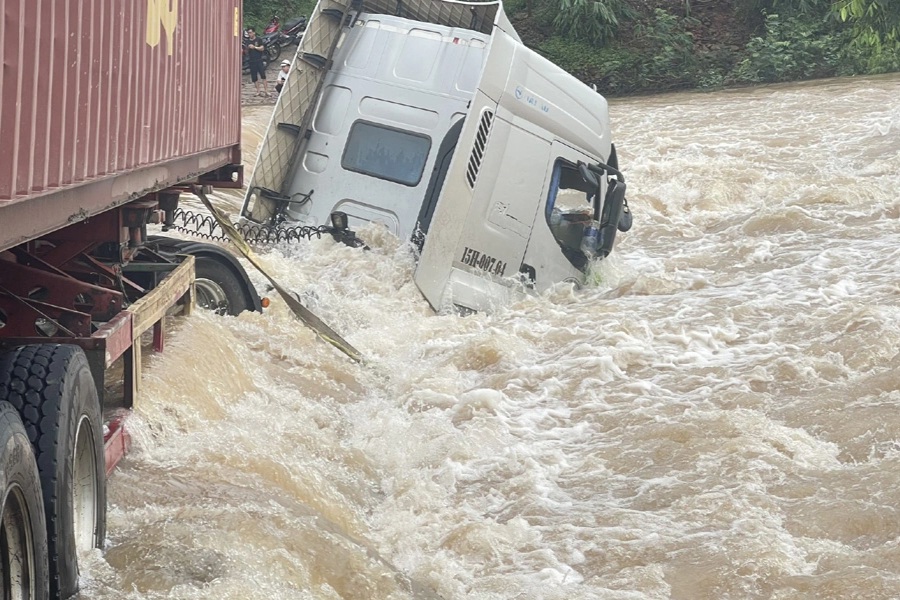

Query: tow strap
<box><xmin>194</xmin><ymin>188</ymin><xmax>363</xmax><ymax>364</ymax></box>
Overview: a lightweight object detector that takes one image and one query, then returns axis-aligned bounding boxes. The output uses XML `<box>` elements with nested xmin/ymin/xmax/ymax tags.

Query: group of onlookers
<box><xmin>243</xmin><ymin>27</ymin><xmax>291</xmax><ymax>98</ymax></box>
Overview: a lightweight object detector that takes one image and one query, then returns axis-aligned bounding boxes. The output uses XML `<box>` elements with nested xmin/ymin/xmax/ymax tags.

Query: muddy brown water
<box><xmin>77</xmin><ymin>74</ymin><xmax>900</xmax><ymax>599</ymax></box>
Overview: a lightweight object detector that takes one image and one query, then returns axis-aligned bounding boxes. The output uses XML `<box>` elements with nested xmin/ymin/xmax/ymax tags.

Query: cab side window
<box><xmin>341</xmin><ymin>121</ymin><xmax>432</xmax><ymax>187</ymax></box>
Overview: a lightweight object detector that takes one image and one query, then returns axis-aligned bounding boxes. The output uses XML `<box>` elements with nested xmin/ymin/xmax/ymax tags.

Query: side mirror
<box><xmin>596</xmin><ymin>180</ymin><xmax>627</xmax><ymax>258</ymax></box>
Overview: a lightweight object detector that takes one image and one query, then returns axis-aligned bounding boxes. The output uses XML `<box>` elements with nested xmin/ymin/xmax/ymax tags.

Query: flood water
<box><xmin>78</xmin><ymin>73</ymin><xmax>900</xmax><ymax>599</ymax></box>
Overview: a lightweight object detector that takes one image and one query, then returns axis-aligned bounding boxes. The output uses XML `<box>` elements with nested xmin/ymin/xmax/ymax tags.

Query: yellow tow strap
<box><xmin>194</xmin><ymin>189</ymin><xmax>364</xmax><ymax>364</ymax></box>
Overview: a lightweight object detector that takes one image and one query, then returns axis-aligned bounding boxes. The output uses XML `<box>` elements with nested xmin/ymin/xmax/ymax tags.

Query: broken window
<box><xmin>545</xmin><ymin>159</ymin><xmax>595</xmax><ymax>254</ymax></box>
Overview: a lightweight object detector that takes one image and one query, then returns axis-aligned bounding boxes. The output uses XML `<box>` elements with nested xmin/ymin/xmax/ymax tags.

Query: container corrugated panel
<box><xmin>0</xmin><ymin>0</ymin><xmax>242</xmax><ymax>202</ymax></box>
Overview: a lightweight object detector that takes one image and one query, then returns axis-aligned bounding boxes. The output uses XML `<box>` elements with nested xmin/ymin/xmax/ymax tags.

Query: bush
<box><xmin>864</xmin><ymin>47</ymin><xmax>900</xmax><ymax>72</ymax></box>
<box><xmin>539</xmin><ymin>9</ymin><xmax>738</xmax><ymax>95</ymax></box>
<box><xmin>552</xmin><ymin>0</ymin><xmax>634</xmax><ymax>44</ymax></box>
<box><xmin>632</xmin><ymin>9</ymin><xmax>701</xmax><ymax>90</ymax></box>
<box><xmin>730</xmin><ymin>13</ymin><xmax>847</xmax><ymax>83</ymax></box>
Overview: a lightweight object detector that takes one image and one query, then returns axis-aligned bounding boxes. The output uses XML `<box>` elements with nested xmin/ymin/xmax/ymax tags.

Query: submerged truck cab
<box><xmin>242</xmin><ymin>0</ymin><xmax>630</xmax><ymax>312</ymax></box>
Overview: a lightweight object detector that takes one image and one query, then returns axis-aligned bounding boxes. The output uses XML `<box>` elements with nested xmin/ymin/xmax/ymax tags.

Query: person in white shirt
<box><xmin>276</xmin><ymin>60</ymin><xmax>290</xmax><ymax>94</ymax></box>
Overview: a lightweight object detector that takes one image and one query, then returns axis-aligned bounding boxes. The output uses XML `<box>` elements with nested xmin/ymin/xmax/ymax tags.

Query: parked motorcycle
<box><xmin>260</xmin><ymin>31</ymin><xmax>282</xmax><ymax>61</ymax></box>
<box><xmin>263</xmin><ymin>15</ymin><xmax>280</xmax><ymax>35</ymax></box>
<box><xmin>277</xmin><ymin>16</ymin><xmax>307</xmax><ymax>47</ymax></box>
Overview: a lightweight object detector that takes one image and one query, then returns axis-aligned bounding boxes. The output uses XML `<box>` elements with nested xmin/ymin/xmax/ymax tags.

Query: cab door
<box><xmin>520</xmin><ymin>140</ymin><xmax>599</xmax><ymax>292</ymax></box>
<box><xmin>414</xmin><ymin>96</ymin><xmax>551</xmax><ymax>311</ymax></box>
<box><xmin>414</xmin><ymin>25</ymin><xmax>556</xmax><ymax>311</ymax></box>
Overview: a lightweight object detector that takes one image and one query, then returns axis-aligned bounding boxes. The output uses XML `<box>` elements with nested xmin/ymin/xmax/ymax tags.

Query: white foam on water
<box><xmin>77</xmin><ymin>73</ymin><xmax>900</xmax><ymax>599</ymax></box>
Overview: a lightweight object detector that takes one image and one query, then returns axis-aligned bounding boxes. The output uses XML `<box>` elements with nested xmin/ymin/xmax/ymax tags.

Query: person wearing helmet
<box><xmin>275</xmin><ymin>59</ymin><xmax>291</xmax><ymax>95</ymax></box>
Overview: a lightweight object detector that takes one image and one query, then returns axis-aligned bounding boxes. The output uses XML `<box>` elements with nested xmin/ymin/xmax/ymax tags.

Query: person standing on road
<box><xmin>245</xmin><ymin>28</ymin><xmax>270</xmax><ymax>97</ymax></box>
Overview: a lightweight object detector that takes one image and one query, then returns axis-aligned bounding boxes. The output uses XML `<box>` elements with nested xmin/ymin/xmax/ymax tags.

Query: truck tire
<box><xmin>0</xmin><ymin>345</ymin><xmax>106</xmax><ymax>600</ymax></box>
<box><xmin>194</xmin><ymin>255</ymin><xmax>256</xmax><ymax>316</ymax></box>
<box><xmin>0</xmin><ymin>401</ymin><xmax>50</xmax><ymax>600</ymax></box>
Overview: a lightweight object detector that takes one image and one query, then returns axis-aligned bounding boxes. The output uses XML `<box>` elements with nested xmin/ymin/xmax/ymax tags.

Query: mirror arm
<box><xmin>587</xmin><ymin>161</ymin><xmax>625</xmax><ymax>183</ymax></box>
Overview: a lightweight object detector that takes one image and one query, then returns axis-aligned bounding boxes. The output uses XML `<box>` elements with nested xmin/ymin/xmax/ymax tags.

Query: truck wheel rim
<box><xmin>194</xmin><ymin>279</ymin><xmax>229</xmax><ymax>315</ymax></box>
<box><xmin>73</xmin><ymin>415</ymin><xmax>97</xmax><ymax>553</ymax></box>
<box><xmin>1</xmin><ymin>485</ymin><xmax>35</xmax><ymax>598</ymax></box>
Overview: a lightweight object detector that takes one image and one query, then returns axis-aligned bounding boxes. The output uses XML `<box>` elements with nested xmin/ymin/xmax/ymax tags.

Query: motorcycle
<box><xmin>260</xmin><ymin>31</ymin><xmax>282</xmax><ymax>61</ymax></box>
<box><xmin>263</xmin><ymin>15</ymin><xmax>280</xmax><ymax>35</ymax></box>
<box><xmin>277</xmin><ymin>16</ymin><xmax>307</xmax><ymax>47</ymax></box>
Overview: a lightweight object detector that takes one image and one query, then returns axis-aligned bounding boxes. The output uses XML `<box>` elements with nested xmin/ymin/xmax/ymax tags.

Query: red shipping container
<box><xmin>0</xmin><ymin>0</ymin><xmax>242</xmax><ymax>249</ymax></box>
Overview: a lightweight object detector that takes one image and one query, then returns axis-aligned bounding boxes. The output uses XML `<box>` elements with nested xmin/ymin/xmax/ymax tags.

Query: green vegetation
<box><xmin>243</xmin><ymin>0</ymin><xmax>900</xmax><ymax>95</ymax></box>
<box><xmin>519</xmin><ymin>0</ymin><xmax>900</xmax><ymax>94</ymax></box>
<box><xmin>733</xmin><ymin>13</ymin><xmax>849</xmax><ymax>83</ymax></box>
<box><xmin>243</xmin><ymin>0</ymin><xmax>314</xmax><ymax>32</ymax></box>
<box><xmin>552</xmin><ymin>0</ymin><xmax>634</xmax><ymax>45</ymax></box>
<box><xmin>834</xmin><ymin>0</ymin><xmax>900</xmax><ymax>47</ymax></box>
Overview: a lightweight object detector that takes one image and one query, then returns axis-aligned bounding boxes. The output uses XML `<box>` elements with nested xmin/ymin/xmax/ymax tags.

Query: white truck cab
<box><xmin>242</xmin><ymin>0</ymin><xmax>631</xmax><ymax>312</ymax></box>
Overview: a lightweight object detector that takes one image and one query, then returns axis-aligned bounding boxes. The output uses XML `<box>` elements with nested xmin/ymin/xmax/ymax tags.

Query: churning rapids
<box><xmin>78</xmin><ymin>74</ymin><xmax>900</xmax><ymax>599</ymax></box>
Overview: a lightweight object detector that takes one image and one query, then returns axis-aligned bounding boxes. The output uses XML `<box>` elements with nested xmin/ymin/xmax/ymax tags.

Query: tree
<box><xmin>833</xmin><ymin>0</ymin><xmax>900</xmax><ymax>47</ymax></box>
<box><xmin>552</xmin><ymin>0</ymin><xmax>633</xmax><ymax>44</ymax></box>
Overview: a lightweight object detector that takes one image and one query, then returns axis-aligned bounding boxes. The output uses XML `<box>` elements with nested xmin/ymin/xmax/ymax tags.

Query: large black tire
<box><xmin>0</xmin><ymin>345</ymin><xmax>106</xmax><ymax>600</ymax></box>
<box><xmin>0</xmin><ymin>401</ymin><xmax>50</xmax><ymax>600</ymax></box>
<box><xmin>194</xmin><ymin>255</ymin><xmax>257</xmax><ymax>316</ymax></box>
